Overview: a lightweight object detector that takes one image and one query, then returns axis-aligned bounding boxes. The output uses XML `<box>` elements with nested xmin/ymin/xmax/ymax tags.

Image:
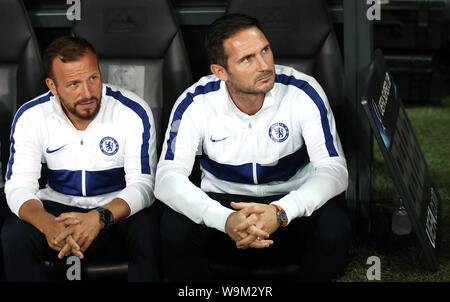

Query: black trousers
<box><xmin>161</xmin><ymin>193</ymin><xmax>351</xmax><ymax>281</ymax></box>
<box><xmin>1</xmin><ymin>199</ymin><xmax>162</xmax><ymax>282</ymax></box>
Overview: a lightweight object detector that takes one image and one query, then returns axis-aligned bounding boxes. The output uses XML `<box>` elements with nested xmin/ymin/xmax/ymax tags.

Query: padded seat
<box><xmin>0</xmin><ymin>0</ymin><xmax>46</xmax><ymax>279</ymax></box>
<box><xmin>72</xmin><ymin>0</ymin><xmax>193</xmax><ymax>152</ymax></box>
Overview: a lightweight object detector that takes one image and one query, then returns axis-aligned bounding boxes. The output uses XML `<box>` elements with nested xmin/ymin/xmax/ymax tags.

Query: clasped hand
<box><xmin>225</xmin><ymin>202</ymin><xmax>280</xmax><ymax>250</ymax></box>
<box><xmin>45</xmin><ymin>211</ymin><xmax>103</xmax><ymax>260</ymax></box>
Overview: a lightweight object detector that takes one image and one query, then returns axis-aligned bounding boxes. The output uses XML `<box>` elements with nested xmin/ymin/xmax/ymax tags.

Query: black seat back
<box><xmin>0</xmin><ymin>0</ymin><xmax>46</xmax><ymax>182</ymax></box>
<box><xmin>0</xmin><ymin>0</ymin><xmax>46</xmax><ymax>277</ymax></box>
<box><xmin>72</xmin><ymin>0</ymin><xmax>193</xmax><ymax>153</ymax></box>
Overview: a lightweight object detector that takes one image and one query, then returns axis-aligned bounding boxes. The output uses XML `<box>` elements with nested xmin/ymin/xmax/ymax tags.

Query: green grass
<box><xmin>337</xmin><ymin>97</ymin><xmax>450</xmax><ymax>282</ymax></box>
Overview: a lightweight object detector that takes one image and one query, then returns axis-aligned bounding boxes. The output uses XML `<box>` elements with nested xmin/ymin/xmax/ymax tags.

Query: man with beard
<box><xmin>2</xmin><ymin>36</ymin><xmax>160</xmax><ymax>281</ymax></box>
<box><xmin>156</xmin><ymin>14</ymin><xmax>351</xmax><ymax>281</ymax></box>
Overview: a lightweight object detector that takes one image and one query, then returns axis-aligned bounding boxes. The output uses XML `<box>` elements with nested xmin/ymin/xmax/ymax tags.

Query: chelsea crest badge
<box><xmin>100</xmin><ymin>136</ymin><xmax>119</xmax><ymax>156</ymax></box>
<box><xmin>269</xmin><ymin>122</ymin><xmax>289</xmax><ymax>143</ymax></box>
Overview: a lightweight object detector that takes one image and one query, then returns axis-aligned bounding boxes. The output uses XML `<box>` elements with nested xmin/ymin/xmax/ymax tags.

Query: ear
<box><xmin>210</xmin><ymin>64</ymin><xmax>228</xmax><ymax>82</ymax></box>
<box><xmin>45</xmin><ymin>77</ymin><xmax>58</xmax><ymax>96</ymax></box>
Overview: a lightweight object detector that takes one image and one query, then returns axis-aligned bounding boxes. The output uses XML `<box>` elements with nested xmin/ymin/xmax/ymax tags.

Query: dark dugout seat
<box><xmin>0</xmin><ymin>0</ymin><xmax>46</xmax><ymax>279</ymax></box>
<box><xmin>39</xmin><ymin>0</ymin><xmax>193</xmax><ymax>281</ymax></box>
<box><xmin>72</xmin><ymin>0</ymin><xmax>193</xmax><ymax>153</ymax></box>
<box><xmin>0</xmin><ymin>0</ymin><xmax>46</xmax><ymax>186</ymax></box>
<box><xmin>207</xmin><ymin>0</ymin><xmax>347</xmax><ymax>281</ymax></box>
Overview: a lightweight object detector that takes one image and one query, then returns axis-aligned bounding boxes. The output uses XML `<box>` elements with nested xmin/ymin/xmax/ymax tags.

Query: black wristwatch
<box><xmin>94</xmin><ymin>207</ymin><xmax>114</xmax><ymax>229</ymax></box>
<box><xmin>274</xmin><ymin>205</ymin><xmax>288</xmax><ymax>227</ymax></box>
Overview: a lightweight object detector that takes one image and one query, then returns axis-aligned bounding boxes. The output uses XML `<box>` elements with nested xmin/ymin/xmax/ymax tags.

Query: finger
<box><xmin>238</xmin><ymin>237</ymin><xmax>273</xmax><ymax>249</ymax></box>
<box><xmin>47</xmin><ymin>237</ymin><xmax>64</xmax><ymax>251</ymax></box>
<box><xmin>72</xmin><ymin>232</ymin><xmax>87</xmax><ymax>252</ymax></box>
<box><xmin>249</xmin><ymin>239</ymin><xmax>274</xmax><ymax>249</ymax></box>
<box><xmin>231</xmin><ymin>202</ymin><xmax>265</xmax><ymax>215</ymax></box>
<box><xmin>48</xmin><ymin>242</ymin><xmax>62</xmax><ymax>252</ymax></box>
<box><xmin>55</xmin><ymin>212</ymin><xmax>76</xmax><ymax>222</ymax></box>
<box><xmin>68</xmin><ymin>237</ymin><xmax>84</xmax><ymax>259</ymax></box>
<box><xmin>239</xmin><ymin>205</ymin><xmax>265</xmax><ymax>217</ymax></box>
<box><xmin>66</xmin><ymin>235</ymin><xmax>81</xmax><ymax>252</ymax></box>
<box><xmin>236</xmin><ymin>234</ymin><xmax>257</xmax><ymax>249</ymax></box>
<box><xmin>233</xmin><ymin>214</ymin><xmax>259</xmax><ymax>233</ymax></box>
<box><xmin>246</xmin><ymin>224</ymin><xmax>270</xmax><ymax>239</ymax></box>
<box><xmin>53</xmin><ymin>227</ymin><xmax>75</xmax><ymax>246</ymax></box>
<box><xmin>71</xmin><ymin>248</ymin><xmax>84</xmax><ymax>259</ymax></box>
<box><xmin>80</xmin><ymin>238</ymin><xmax>94</xmax><ymax>253</ymax></box>
<box><xmin>230</xmin><ymin>202</ymin><xmax>251</xmax><ymax>210</ymax></box>
<box><xmin>58</xmin><ymin>243</ymin><xmax>72</xmax><ymax>259</ymax></box>
<box><xmin>236</xmin><ymin>232</ymin><xmax>272</xmax><ymax>249</ymax></box>
<box><xmin>61</xmin><ymin>217</ymin><xmax>80</xmax><ymax>227</ymax></box>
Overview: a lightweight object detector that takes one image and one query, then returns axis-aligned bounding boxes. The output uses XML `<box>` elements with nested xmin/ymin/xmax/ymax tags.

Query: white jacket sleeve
<box><xmin>155</xmin><ymin>95</ymin><xmax>234</xmax><ymax>233</ymax></box>
<box><xmin>271</xmin><ymin>79</ymin><xmax>348</xmax><ymax>224</ymax></box>
<box><xmin>115</xmin><ymin>99</ymin><xmax>157</xmax><ymax>216</ymax></box>
<box><xmin>4</xmin><ymin>108</ymin><xmax>43</xmax><ymax>217</ymax></box>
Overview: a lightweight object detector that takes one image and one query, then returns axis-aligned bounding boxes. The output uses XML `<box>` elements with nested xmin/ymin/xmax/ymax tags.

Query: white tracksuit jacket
<box><xmin>5</xmin><ymin>83</ymin><xmax>157</xmax><ymax>217</ymax></box>
<box><xmin>155</xmin><ymin>65</ymin><xmax>348</xmax><ymax>233</ymax></box>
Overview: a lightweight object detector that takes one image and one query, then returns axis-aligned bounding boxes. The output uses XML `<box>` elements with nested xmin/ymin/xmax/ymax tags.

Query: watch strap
<box><xmin>94</xmin><ymin>207</ymin><xmax>114</xmax><ymax>229</ymax></box>
<box><xmin>274</xmin><ymin>204</ymin><xmax>288</xmax><ymax>227</ymax></box>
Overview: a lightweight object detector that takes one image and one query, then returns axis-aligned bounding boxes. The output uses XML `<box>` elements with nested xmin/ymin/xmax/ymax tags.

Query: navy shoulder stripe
<box><xmin>165</xmin><ymin>80</ymin><xmax>221</xmax><ymax>160</ymax></box>
<box><xmin>106</xmin><ymin>86</ymin><xmax>152</xmax><ymax>174</ymax></box>
<box><xmin>275</xmin><ymin>74</ymin><xmax>338</xmax><ymax>157</ymax></box>
<box><xmin>6</xmin><ymin>91</ymin><xmax>53</xmax><ymax>180</ymax></box>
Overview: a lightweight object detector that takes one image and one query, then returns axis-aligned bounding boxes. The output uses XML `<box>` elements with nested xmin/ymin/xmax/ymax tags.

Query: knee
<box><xmin>314</xmin><ymin>206</ymin><xmax>352</xmax><ymax>252</ymax></box>
<box><xmin>124</xmin><ymin>207</ymin><xmax>161</xmax><ymax>252</ymax></box>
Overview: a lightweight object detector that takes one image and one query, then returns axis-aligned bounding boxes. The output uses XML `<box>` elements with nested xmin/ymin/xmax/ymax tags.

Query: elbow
<box><xmin>341</xmin><ymin>166</ymin><xmax>349</xmax><ymax>192</ymax></box>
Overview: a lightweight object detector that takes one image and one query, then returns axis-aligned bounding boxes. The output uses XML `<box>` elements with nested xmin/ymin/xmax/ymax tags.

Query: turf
<box><xmin>337</xmin><ymin>97</ymin><xmax>450</xmax><ymax>282</ymax></box>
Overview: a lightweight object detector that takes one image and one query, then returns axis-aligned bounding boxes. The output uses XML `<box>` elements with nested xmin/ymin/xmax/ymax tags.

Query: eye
<box><xmin>90</xmin><ymin>75</ymin><xmax>99</xmax><ymax>81</ymax></box>
<box><xmin>67</xmin><ymin>81</ymin><xmax>79</xmax><ymax>88</ymax></box>
<box><xmin>242</xmin><ymin>56</ymin><xmax>249</xmax><ymax>63</ymax></box>
<box><xmin>262</xmin><ymin>46</ymin><xmax>270</xmax><ymax>54</ymax></box>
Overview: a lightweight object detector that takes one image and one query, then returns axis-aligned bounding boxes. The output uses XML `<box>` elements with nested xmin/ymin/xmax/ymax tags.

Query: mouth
<box><xmin>76</xmin><ymin>98</ymin><xmax>98</xmax><ymax>109</ymax></box>
<box><xmin>255</xmin><ymin>72</ymin><xmax>274</xmax><ymax>83</ymax></box>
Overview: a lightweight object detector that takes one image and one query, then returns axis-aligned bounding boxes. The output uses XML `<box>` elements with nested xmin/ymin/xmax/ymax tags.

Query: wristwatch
<box><xmin>94</xmin><ymin>207</ymin><xmax>114</xmax><ymax>229</ymax></box>
<box><xmin>273</xmin><ymin>205</ymin><xmax>288</xmax><ymax>227</ymax></box>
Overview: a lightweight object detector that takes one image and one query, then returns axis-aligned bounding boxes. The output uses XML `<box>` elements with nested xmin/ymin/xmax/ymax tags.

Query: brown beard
<box><xmin>61</xmin><ymin>96</ymin><xmax>101</xmax><ymax>121</ymax></box>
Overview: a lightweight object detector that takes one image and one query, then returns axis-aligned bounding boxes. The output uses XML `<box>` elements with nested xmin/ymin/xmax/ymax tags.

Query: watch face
<box><xmin>277</xmin><ymin>209</ymin><xmax>288</xmax><ymax>226</ymax></box>
<box><xmin>104</xmin><ymin>209</ymin><xmax>113</xmax><ymax>224</ymax></box>
<box><xmin>96</xmin><ymin>207</ymin><xmax>114</xmax><ymax>228</ymax></box>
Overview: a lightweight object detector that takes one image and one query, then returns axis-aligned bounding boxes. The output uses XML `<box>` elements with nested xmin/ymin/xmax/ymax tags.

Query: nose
<box><xmin>80</xmin><ymin>82</ymin><xmax>93</xmax><ymax>99</ymax></box>
<box><xmin>256</xmin><ymin>54</ymin><xmax>269</xmax><ymax>70</ymax></box>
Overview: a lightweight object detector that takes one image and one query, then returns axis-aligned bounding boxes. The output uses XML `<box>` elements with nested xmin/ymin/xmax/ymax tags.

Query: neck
<box><xmin>62</xmin><ymin>108</ymin><xmax>93</xmax><ymax>130</ymax></box>
<box><xmin>70</xmin><ymin>119</ymin><xmax>91</xmax><ymax>131</ymax></box>
<box><xmin>226</xmin><ymin>84</ymin><xmax>265</xmax><ymax>116</ymax></box>
<box><xmin>68</xmin><ymin>115</ymin><xmax>92</xmax><ymax>130</ymax></box>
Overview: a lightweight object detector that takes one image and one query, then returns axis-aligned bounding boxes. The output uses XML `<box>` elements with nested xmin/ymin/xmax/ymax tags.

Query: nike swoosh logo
<box><xmin>210</xmin><ymin>135</ymin><xmax>229</xmax><ymax>143</ymax></box>
<box><xmin>46</xmin><ymin>144</ymin><xmax>67</xmax><ymax>154</ymax></box>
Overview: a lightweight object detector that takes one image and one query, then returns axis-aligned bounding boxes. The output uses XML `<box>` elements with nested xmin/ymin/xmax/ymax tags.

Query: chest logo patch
<box><xmin>100</xmin><ymin>136</ymin><xmax>119</xmax><ymax>156</ymax></box>
<box><xmin>269</xmin><ymin>122</ymin><xmax>289</xmax><ymax>143</ymax></box>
